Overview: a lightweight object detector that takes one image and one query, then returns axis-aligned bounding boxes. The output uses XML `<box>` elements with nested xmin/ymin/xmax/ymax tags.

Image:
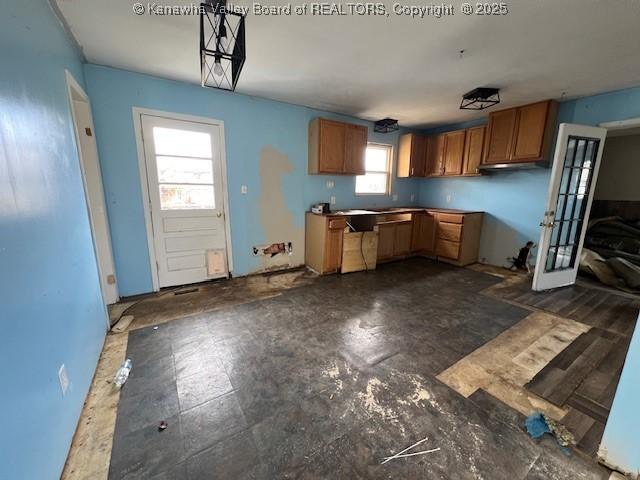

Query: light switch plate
<box><xmin>392</xmin><ymin>194</ymin><xmax>398</xmax><ymax>202</ymax></box>
<box><xmin>241</xmin><ymin>185</ymin><xmax>248</xmax><ymax>194</ymax></box>
<box><xmin>330</xmin><ymin>196</ymin><xmax>336</xmax><ymax>205</ymax></box>
<box><xmin>58</xmin><ymin>364</ymin><xmax>69</xmax><ymax>395</ymax></box>
<box><xmin>446</xmin><ymin>194</ymin><xmax>452</xmax><ymax>203</ymax></box>
<box><xmin>410</xmin><ymin>194</ymin><xmax>415</xmax><ymax>202</ymax></box>
<box><xmin>326</xmin><ymin>180</ymin><xmax>334</xmax><ymax>189</ymax></box>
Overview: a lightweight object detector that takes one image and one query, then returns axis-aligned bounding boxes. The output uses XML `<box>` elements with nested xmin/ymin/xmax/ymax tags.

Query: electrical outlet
<box><xmin>410</xmin><ymin>194</ymin><xmax>415</xmax><ymax>202</ymax></box>
<box><xmin>58</xmin><ymin>364</ymin><xmax>69</xmax><ymax>395</ymax></box>
<box><xmin>326</xmin><ymin>180</ymin><xmax>334</xmax><ymax>189</ymax></box>
<box><xmin>330</xmin><ymin>195</ymin><xmax>336</xmax><ymax>205</ymax></box>
<box><xmin>241</xmin><ymin>185</ymin><xmax>248</xmax><ymax>194</ymax></box>
<box><xmin>392</xmin><ymin>194</ymin><xmax>398</xmax><ymax>202</ymax></box>
<box><xmin>446</xmin><ymin>194</ymin><xmax>452</xmax><ymax>203</ymax></box>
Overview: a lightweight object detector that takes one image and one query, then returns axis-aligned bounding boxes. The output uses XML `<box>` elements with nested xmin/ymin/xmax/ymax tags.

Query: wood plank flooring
<box><xmin>493</xmin><ymin>277</ymin><xmax>639</xmax><ymax>457</ymax></box>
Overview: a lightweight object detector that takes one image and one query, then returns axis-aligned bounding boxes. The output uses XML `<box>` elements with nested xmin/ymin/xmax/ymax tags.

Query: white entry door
<box><xmin>532</xmin><ymin>123</ymin><xmax>607</xmax><ymax>291</ymax></box>
<box><xmin>140</xmin><ymin>114</ymin><xmax>228</xmax><ymax>288</ymax></box>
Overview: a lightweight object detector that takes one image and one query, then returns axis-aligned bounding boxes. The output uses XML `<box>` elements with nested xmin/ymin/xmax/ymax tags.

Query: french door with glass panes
<box><xmin>532</xmin><ymin>123</ymin><xmax>607</xmax><ymax>291</ymax></box>
<box><xmin>140</xmin><ymin>114</ymin><xmax>228</xmax><ymax>288</ymax></box>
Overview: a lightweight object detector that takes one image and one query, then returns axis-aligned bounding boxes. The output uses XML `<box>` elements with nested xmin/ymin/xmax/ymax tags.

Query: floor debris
<box><xmin>381</xmin><ymin>436</ymin><xmax>440</xmax><ymax>464</ymax></box>
<box><xmin>525</xmin><ymin>411</ymin><xmax>575</xmax><ymax>449</ymax></box>
<box><xmin>113</xmin><ymin>359</ymin><xmax>132</xmax><ymax>387</ymax></box>
<box><xmin>158</xmin><ymin>421</ymin><xmax>168</xmax><ymax>432</ymax></box>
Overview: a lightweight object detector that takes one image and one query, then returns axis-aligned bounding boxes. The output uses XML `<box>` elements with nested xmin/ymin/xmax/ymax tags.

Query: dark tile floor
<box><xmin>109</xmin><ymin>259</ymin><xmax>609</xmax><ymax>479</ymax></box>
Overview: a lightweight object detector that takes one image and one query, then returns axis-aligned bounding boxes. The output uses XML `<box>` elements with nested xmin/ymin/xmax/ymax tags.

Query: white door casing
<box><xmin>532</xmin><ymin>123</ymin><xmax>607</xmax><ymax>291</ymax></box>
<box><xmin>66</xmin><ymin>71</ymin><xmax>119</xmax><ymax>307</ymax></box>
<box><xmin>139</xmin><ymin>113</ymin><xmax>229</xmax><ymax>288</ymax></box>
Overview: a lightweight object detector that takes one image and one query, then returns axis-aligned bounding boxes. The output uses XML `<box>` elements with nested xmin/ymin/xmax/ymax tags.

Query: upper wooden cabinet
<box><xmin>463</xmin><ymin>126</ymin><xmax>486</xmax><ymax>175</ymax></box>
<box><xmin>483</xmin><ymin>100</ymin><xmax>558</xmax><ymax>165</ymax></box>
<box><xmin>426</xmin><ymin>134</ymin><xmax>445</xmax><ymax>176</ymax></box>
<box><xmin>443</xmin><ymin>130</ymin><xmax>466</xmax><ymax>176</ymax></box>
<box><xmin>397</xmin><ymin>133</ymin><xmax>427</xmax><ymax>177</ymax></box>
<box><xmin>344</xmin><ymin>124</ymin><xmax>367</xmax><ymax>175</ymax></box>
<box><xmin>309</xmin><ymin>118</ymin><xmax>367</xmax><ymax>174</ymax></box>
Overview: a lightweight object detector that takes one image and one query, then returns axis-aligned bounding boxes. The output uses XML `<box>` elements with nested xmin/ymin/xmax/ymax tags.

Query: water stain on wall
<box><xmin>255</xmin><ymin>145</ymin><xmax>305</xmax><ymax>272</ymax></box>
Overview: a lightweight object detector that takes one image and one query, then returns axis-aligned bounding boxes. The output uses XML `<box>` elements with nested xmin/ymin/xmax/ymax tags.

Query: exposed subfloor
<box><xmin>106</xmin><ymin>259</ymin><xmax>610</xmax><ymax>479</ymax></box>
<box><xmin>489</xmin><ymin>275</ymin><xmax>639</xmax><ymax>456</ymax></box>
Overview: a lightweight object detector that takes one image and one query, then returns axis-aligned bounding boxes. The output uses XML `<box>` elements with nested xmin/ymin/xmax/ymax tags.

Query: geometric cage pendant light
<box><xmin>200</xmin><ymin>0</ymin><xmax>246</xmax><ymax>91</ymax></box>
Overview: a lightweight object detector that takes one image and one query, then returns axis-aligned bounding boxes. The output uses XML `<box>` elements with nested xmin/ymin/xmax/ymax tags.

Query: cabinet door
<box><xmin>426</xmin><ymin>134</ymin><xmax>445</xmax><ymax>176</ymax></box>
<box><xmin>511</xmin><ymin>101</ymin><xmax>549</xmax><ymax>162</ymax></box>
<box><xmin>344</xmin><ymin>124</ymin><xmax>367</xmax><ymax>174</ymax></box>
<box><xmin>411</xmin><ymin>135</ymin><xmax>427</xmax><ymax>177</ymax></box>
<box><xmin>324</xmin><ymin>227</ymin><xmax>344</xmax><ymax>272</ymax></box>
<box><xmin>377</xmin><ymin>224</ymin><xmax>395</xmax><ymax>260</ymax></box>
<box><xmin>484</xmin><ymin>108</ymin><xmax>517</xmax><ymax>164</ymax></box>
<box><xmin>411</xmin><ymin>214</ymin><xmax>436</xmax><ymax>253</ymax></box>
<box><xmin>318</xmin><ymin>119</ymin><xmax>346</xmax><ymax>173</ymax></box>
<box><xmin>463</xmin><ymin>126</ymin><xmax>485</xmax><ymax>175</ymax></box>
<box><xmin>393</xmin><ymin>222</ymin><xmax>412</xmax><ymax>256</ymax></box>
<box><xmin>443</xmin><ymin>130</ymin><xmax>465</xmax><ymax>175</ymax></box>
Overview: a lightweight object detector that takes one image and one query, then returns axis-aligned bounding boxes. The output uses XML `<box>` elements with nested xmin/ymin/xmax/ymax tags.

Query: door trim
<box><xmin>132</xmin><ymin>107</ymin><xmax>233</xmax><ymax>292</ymax></box>
<box><xmin>65</xmin><ymin>70</ymin><xmax>114</xmax><ymax>327</ymax></box>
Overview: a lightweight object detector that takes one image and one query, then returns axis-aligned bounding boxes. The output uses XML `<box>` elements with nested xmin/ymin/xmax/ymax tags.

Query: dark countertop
<box><xmin>314</xmin><ymin>207</ymin><xmax>483</xmax><ymax>217</ymax></box>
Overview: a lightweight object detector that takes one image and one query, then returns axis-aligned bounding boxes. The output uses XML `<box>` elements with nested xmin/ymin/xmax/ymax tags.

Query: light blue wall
<box><xmin>599</xmin><ymin>313</ymin><xmax>640</xmax><ymax>475</ymax></box>
<box><xmin>84</xmin><ymin>65</ymin><xmax>420</xmax><ymax>296</ymax></box>
<box><xmin>0</xmin><ymin>1</ymin><xmax>107</xmax><ymax>479</ymax></box>
<box><xmin>419</xmin><ymin>86</ymin><xmax>640</xmax><ymax>266</ymax></box>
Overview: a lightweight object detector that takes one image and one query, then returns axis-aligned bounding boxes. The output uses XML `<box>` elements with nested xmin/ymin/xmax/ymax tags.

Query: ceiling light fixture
<box><xmin>374</xmin><ymin>118</ymin><xmax>399</xmax><ymax>133</ymax></box>
<box><xmin>200</xmin><ymin>0</ymin><xmax>246</xmax><ymax>91</ymax></box>
<box><xmin>460</xmin><ymin>87</ymin><xmax>500</xmax><ymax>110</ymax></box>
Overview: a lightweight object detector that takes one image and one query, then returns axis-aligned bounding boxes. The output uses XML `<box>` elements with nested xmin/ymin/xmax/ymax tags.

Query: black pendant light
<box><xmin>460</xmin><ymin>87</ymin><xmax>500</xmax><ymax>110</ymax></box>
<box><xmin>374</xmin><ymin>118</ymin><xmax>399</xmax><ymax>133</ymax></box>
<box><xmin>200</xmin><ymin>0</ymin><xmax>246</xmax><ymax>91</ymax></box>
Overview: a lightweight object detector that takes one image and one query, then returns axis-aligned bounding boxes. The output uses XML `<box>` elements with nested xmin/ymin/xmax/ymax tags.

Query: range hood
<box><xmin>478</xmin><ymin>160</ymin><xmax>549</xmax><ymax>172</ymax></box>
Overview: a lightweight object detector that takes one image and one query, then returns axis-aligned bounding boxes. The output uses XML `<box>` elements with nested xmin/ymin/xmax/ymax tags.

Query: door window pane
<box><xmin>157</xmin><ymin>156</ymin><xmax>213</xmax><ymax>184</ymax></box>
<box><xmin>159</xmin><ymin>184</ymin><xmax>215</xmax><ymax>210</ymax></box>
<box><xmin>153</xmin><ymin>127</ymin><xmax>212</xmax><ymax>158</ymax></box>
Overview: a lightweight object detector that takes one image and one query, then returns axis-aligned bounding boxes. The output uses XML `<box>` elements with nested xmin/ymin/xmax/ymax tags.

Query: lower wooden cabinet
<box><xmin>305</xmin><ymin>210</ymin><xmax>483</xmax><ymax>273</ymax></box>
<box><xmin>433</xmin><ymin>212</ymin><xmax>483</xmax><ymax>266</ymax></box>
<box><xmin>411</xmin><ymin>213</ymin><xmax>436</xmax><ymax>253</ymax></box>
<box><xmin>305</xmin><ymin>213</ymin><xmax>346</xmax><ymax>274</ymax></box>
<box><xmin>377</xmin><ymin>223</ymin><xmax>396</xmax><ymax>260</ymax></box>
<box><xmin>377</xmin><ymin>220</ymin><xmax>413</xmax><ymax>260</ymax></box>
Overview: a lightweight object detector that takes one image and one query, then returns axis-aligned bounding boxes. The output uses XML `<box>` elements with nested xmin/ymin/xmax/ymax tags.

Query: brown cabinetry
<box><xmin>443</xmin><ymin>130</ymin><xmax>466</xmax><ymax>176</ymax></box>
<box><xmin>432</xmin><ymin>212</ymin><xmax>483</xmax><ymax>266</ymax></box>
<box><xmin>462</xmin><ymin>126</ymin><xmax>486</xmax><ymax>175</ymax></box>
<box><xmin>377</xmin><ymin>219</ymin><xmax>413</xmax><ymax>261</ymax></box>
<box><xmin>397</xmin><ymin>133</ymin><xmax>427</xmax><ymax>177</ymax></box>
<box><xmin>483</xmin><ymin>100</ymin><xmax>557</xmax><ymax>165</ymax></box>
<box><xmin>411</xmin><ymin>213</ymin><xmax>436</xmax><ymax>253</ymax></box>
<box><xmin>305</xmin><ymin>213</ymin><xmax>346</xmax><ymax>274</ymax></box>
<box><xmin>426</xmin><ymin>134</ymin><xmax>445</xmax><ymax>176</ymax></box>
<box><xmin>309</xmin><ymin>118</ymin><xmax>367</xmax><ymax>174</ymax></box>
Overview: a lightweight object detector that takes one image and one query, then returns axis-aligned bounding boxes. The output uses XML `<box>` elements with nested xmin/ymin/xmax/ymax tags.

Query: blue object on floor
<box><xmin>525</xmin><ymin>412</ymin><xmax>551</xmax><ymax>439</ymax></box>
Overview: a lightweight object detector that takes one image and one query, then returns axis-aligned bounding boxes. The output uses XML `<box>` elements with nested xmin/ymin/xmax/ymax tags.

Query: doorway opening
<box><xmin>578</xmin><ymin>126</ymin><xmax>640</xmax><ymax>296</ymax></box>
<box><xmin>133</xmin><ymin>109</ymin><xmax>233</xmax><ymax>291</ymax></box>
<box><xmin>65</xmin><ymin>71</ymin><xmax>119</xmax><ymax>309</ymax></box>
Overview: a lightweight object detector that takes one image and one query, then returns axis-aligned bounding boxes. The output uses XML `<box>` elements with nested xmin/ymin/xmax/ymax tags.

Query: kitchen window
<box><xmin>355</xmin><ymin>143</ymin><xmax>392</xmax><ymax>195</ymax></box>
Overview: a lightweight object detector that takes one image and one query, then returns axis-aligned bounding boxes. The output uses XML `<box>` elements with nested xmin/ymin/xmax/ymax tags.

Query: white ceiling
<box><xmin>55</xmin><ymin>0</ymin><xmax>640</xmax><ymax>128</ymax></box>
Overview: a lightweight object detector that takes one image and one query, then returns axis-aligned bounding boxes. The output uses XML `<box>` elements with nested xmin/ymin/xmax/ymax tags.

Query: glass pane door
<box><xmin>545</xmin><ymin>136</ymin><xmax>600</xmax><ymax>272</ymax></box>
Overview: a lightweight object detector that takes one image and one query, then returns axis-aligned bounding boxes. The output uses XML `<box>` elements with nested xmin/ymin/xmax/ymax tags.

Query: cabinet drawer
<box><xmin>328</xmin><ymin>218</ymin><xmax>347</xmax><ymax>230</ymax></box>
<box><xmin>437</xmin><ymin>213</ymin><xmax>464</xmax><ymax>224</ymax></box>
<box><xmin>436</xmin><ymin>239</ymin><xmax>461</xmax><ymax>259</ymax></box>
<box><xmin>438</xmin><ymin>222</ymin><xmax>462</xmax><ymax>242</ymax></box>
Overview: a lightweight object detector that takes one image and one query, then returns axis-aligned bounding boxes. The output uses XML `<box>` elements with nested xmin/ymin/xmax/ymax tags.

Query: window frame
<box><xmin>355</xmin><ymin>142</ymin><xmax>393</xmax><ymax>196</ymax></box>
